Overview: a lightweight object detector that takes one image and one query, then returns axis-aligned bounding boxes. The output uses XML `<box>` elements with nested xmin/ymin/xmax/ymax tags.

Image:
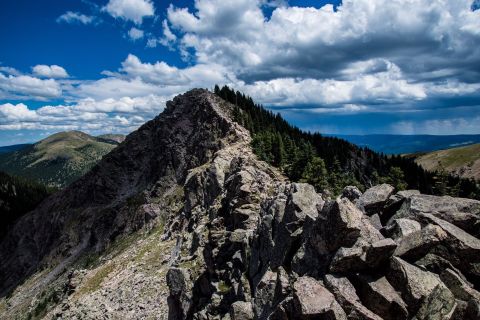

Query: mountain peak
<box><xmin>0</xmin><ymin>88</ymin><xmax>255</xmax><ymax>296</ymax></box>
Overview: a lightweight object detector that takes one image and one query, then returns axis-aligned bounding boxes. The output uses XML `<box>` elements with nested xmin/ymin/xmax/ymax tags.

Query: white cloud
<box><xmin>118</xmin><ymin>54</ymin><xmax>229</xmax><ymax>87</ymax></box>
<box><xmin>167</xmin><ymin>0</ymin><xmax>480</xmax><ymax>84</ymax></box>
<box><xmin>0</xmin><ymin>95</ymin><xmax>165</xmax><ymax>132</ymax></box>
<box><xmin>56</xmin><ymin>11</ymin><xmax>96</xmax><ymax>25</ymax></box>
<box><xmin>32</xmin><ymin>65</ymin><xmax>69</xmax><ymax>78</ymax></box>
<box><xmin>103</xmin><ymin>0</ymin><xmax>154</xmax><ymax>24</ymax></box>
<box><xmin>128</xmin><ymin>27</ymin><xmax>144</xmax><ymax>40</ymax></box>
<box><xmin>0</xmin><ymin>103</ymin><xmax>37</xmax><ymax>121</ymax></box>
<box><xmin>0</xmin><ymin>73</ymin><xmax>62</xmax><ymax>100</ymax></box>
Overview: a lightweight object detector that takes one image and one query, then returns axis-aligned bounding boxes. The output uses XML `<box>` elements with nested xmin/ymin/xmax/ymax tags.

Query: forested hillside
<box><xmin>215</xmin><ymin>85</ymin><xmax>480</xmax><ymax>199</ymax></box>
<box><xmin>0</xmin><ymin>131</ymin><xmax>119</xmax><ymax>188</ymax></box>
<box><xmin>0</xmin><ymin>171</ymin><xmax>52</xmax><ymax>239</ymax></box>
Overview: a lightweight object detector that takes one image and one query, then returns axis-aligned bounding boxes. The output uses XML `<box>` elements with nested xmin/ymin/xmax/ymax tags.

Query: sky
<box><xmin>0</xmin><ymin>0</ymin><xmax>479</xmax><ymax>146</ymax></box>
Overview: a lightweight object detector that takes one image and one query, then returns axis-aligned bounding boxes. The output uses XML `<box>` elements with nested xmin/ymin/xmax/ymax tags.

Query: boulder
<box><xmin>341</xmin><ymin>186</ymin><xmax>363</xmax><ymax>202</ymax></box>
<box><xmin>369</xmin><ymin>214</ymin><xmax>383</xmax><ymax>230</ymax></box>
<box><xmin>330</xmin><ymin>238</ymin><xmax>396</xmax><ymax>273</ymax></box>
<box><xmin>230</xmin><ymin>301</ymin><xmax>254</xmax><ymax>320</ymax></box>
<box><xmin>394</xmin><ymin>224</ymin><xmax>448</xmax><ymax>260</ymax></box>
<box><xmin>356</xmin><ymin>184</ymin><xmax>395</xmax><ymax>215</ymax></box>
<box><xmin>324</xmin><ymin>274</ymin><xmax>382</xmax><ymax>320</ymax></box>
<box><xmin>414</xmin><ymin>284</ymin><xmax>456</xmax><ymax>320</ymax></box>
<box><xmin>387</xmin><ymin>257</ymin><xmax>445</xmax><ymax>313</ymax></box>
<box><xmin>167</xmin><ymin>268</ymin><xmax>193</xmax><ymax>320</ymax></box>
<box><xmin>440</xmin><ymin>268</ymin><xmax>480</xmax><ymax>302</ymax></box>
<box><xmin>383</xmin><ymin>218</ymin><xmax>421</xmax><ymax>241</ymax></box>
<box><xmin>389</xmin><ymin>194</ymin><xmax>480</xmax><ymax>236</ymax></box>
<box><xmin>382</xmin><ymin>190</ymin><xmax>421</xmax><ymax>223</ymax></box>
<box><xmin>253</xmin><ymin>270</ymin><xmax>277</xmax><ymax>318</ymax></box>
<box><xmin>353</xmin><ymin>274</ymin><xmax>408</xmax><ymax>320</ymax></box>
<box><xmin>292</xmin><ymin>276</ymin><xmax>347</xmax><ymax>319</ymax></box>
<box><xmin>270</xmin><ymin>183</ymin><xmax>323</xmax><ymax>269</ymax></box>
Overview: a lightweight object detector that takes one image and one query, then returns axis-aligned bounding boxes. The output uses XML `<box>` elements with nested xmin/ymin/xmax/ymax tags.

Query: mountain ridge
<box><xmin>1</xmin><ymin>89</ymin><xmax>479</xmax><ymax>319</ymax></box>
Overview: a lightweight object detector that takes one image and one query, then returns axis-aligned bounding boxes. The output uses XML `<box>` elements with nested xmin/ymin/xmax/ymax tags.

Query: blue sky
<box><xmin>0</xmin><ymin>0</ymin><xmax>479</xmax><ymax>146</ymax></box>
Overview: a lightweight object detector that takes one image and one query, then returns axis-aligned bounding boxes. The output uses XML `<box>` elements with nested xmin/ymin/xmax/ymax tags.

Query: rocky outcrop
<box><xmin>1</xmin><ymin>89</ymin><xmax>480</xmax><ymax>319</ymax></box>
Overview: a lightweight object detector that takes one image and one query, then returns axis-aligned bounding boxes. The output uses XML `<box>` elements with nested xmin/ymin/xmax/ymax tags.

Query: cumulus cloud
<box><xmin>127</xmin><ymin>27</ymin><xmax>144</xmax><ymax>41</ymax></box>
<box><xmin>103</xmin><ymin>0</ymin><xmax>155</xmax><ymax>24</ymax></box>
<box><xmin>167</xmin><ymin>0</ymin><xmax>480</xmax><ymax>84</ymax></box>
<box><xmin>0</xmin><ymin>73</ymin><xmax>62</xmax><ymax>100</ymax></box>
<box><xmin>32</xmin><ymin>65</ymin><xmax>69</xmax><ymax>78</ymax></box>
<box><xmin>56</xmin><ymin>11</ymin><xmax>96</xmax><ymax>25</ymax></box>
<box><xmin>0</xmin><ymin>95</ymin><xmax>165</xmax><ymax>132</ymax></box>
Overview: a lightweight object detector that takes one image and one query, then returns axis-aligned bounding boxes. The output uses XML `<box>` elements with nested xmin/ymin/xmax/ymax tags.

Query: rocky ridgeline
<box><xmin>0</xmin><ymin>89</ymin><xmax>479</xmax><ymax>319</ymax></box>
<box><xmin>165</xmin><ymin>162</ymin><xmax>480</xmax><ymax>319</ymax></box>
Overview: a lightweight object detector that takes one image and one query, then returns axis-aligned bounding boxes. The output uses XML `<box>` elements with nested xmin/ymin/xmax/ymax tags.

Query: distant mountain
<box><xmin>0</xmin><ymin>131</ymin><xmax>120</xmax><ymax>188</ymax></box>
<box><xmin>334</xmin><ymin>134</ymin><xmax>480</xmax><ymax>154</ymax></box>
<box><xmin>97</xmin><ymin>134</ymin><xmax>126</xmax><ymax>144</ymax></box>
<box><xmin>410</xmin><ymin>143</ymin><xmax>480</xmax><ymax>180</ymax></box>
<box><xmin>0</xmin><ymin>143</ymin><xmax>31</xmax><ymax>154</ymax></box>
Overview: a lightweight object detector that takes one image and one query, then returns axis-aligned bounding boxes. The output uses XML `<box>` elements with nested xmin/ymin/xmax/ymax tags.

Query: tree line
<box><xmin>0</xmin><ymin>171</ymin><xmax>53</xmax><ymax>239</ymax></box>
<box><xmin>214</xmin><ymin>85</ymin><xmax>480</xmax><ymax>199</ymax></box>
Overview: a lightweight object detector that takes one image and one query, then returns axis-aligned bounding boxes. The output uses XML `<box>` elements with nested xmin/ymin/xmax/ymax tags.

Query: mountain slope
<box><xmin>0</xmin><ymin>131</ymin><xmax>120</xmax><ymax>188</ymax></box>
<box><xmin>0</xmin><ymin>171</ymin><xmax>51</xmax><ymax>239</ymax></box>
<box><xmin>412</xmin><ymin>143</ymin><xmax>480</xmax><ymax>180</ymax></box>
<box><xmin>1</xmin><ymin>89</ymin><xmax>479</xmax><ymax>319</ymax></box>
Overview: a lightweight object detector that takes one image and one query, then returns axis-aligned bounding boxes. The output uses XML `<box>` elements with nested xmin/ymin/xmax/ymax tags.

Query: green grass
<box><xmin>415</xmin><ymin>143</ymin><xmax>480</xmax><ymax>179</ymax></box>
<box><xmin>77</xmin><ymin>263</ymin><xmax>116</xmax><ymax>295</ymax></box>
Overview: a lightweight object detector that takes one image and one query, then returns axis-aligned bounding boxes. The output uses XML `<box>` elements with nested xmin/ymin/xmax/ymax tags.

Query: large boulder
<box><xmin>270</xmin><ymin>183</ymin><xmax>323</xmax><ymax>269</ymax></box>
<box><xmin>324</xmin><ymin>274</ymin><xmax>382</xmax><ymax>320</ymax></box>
<box><xmin>356</xmin><ymin>184</ymin><xmax>395</xmax><ymax>215</ymax></box>
<box><xmin>387</xmin><ymin>257</ymin><xmax>446</xmax><ymax>313</ymax></box>
<box><xmin>383</xmin><ymin>218</ymin><xmax>421</xmax><ymax>241</ymax></box>
<box><xmin>230</xmin><ymin>301</ymin><xmax>254</xmax><ymax>320</ymax></box>
<box><xmin>292</xmin><ymin>276</ymin><xmax>347</xmax><ymax>319</ymax></box>
<box><xmin>440</xmin><ymin>268</ymin><xmax>480</xmax><ymax>302</ymax></box>
<box><xmin>352</xmin><ymin>274</ymin><xmax>408</xmax><ymax>320</ymax></box>
<box><xmin>414</xmin><ymin>284</ymin><xmax>456</xmax><ymax>320</ymax></box>
<box><xmin>389</xmin><ymin>194</ymin><xmax>480</xmax><ymax>236</ymax></box>
<box><xmin>394</xmin><ymin>224</ymin><xmax>448</xmax><ymax>260</ymax></box>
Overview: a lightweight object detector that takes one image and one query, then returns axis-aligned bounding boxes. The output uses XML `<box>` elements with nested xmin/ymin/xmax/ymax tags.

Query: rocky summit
<box><xmin>1</xmin><ymin>89</ymin><xmax>480</xmax><ymax>319</ymax></box>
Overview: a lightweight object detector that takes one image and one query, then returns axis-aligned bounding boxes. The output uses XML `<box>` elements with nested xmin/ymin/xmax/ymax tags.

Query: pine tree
<box><xmin>301</xmin><ymin>156</ymin><xmax>329</xmax><ymax>192</ymax></box>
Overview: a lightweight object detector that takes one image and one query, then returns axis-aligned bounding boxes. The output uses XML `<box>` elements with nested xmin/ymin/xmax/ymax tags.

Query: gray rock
<box><xmin>394</xmin><ymin>224</ymin><xmax>448</xmax><ymax>260</ymax></box>
<box><xmin>167</xmin><ymin>268</ymin><xmax>192</xmax><ymax>320</ymax></box>
<box><xmin>230</xmin><ymin>301</ymin><xmax>254</xmax><ymax>320</ymax></box>
<box><xmin>324</xmin><ymin>274</ymin><xmax>382</xmax><ymax>320</ymax></box>
<box><xmin>353</xmin><ymin>274</ymin><xmax>409</xmax><ymax>320</ymax></box>
<box><xmin>387</xmin><ymin>257</ymin><xmax>445</xmax><ymax>313</ymax></box>
<box><xmin>369</xmin><ymin>214</ymin><xmax>383</xmax><ymax>230</ymax></box>
<box><xmin>253</xmin><ymin>270</ymin><xmax>277</xmax><ymax>319</ymax></box>
<box><xmin>383</xmin><ymin>218</ymin><xmax>421</xmax><ymax>241</ymax></box>
<box><xmin>440</xmin><ymin>268</ymin><xmax>480</xmax><ymax>302</ymax></box>
<box><xmin>356</xmin><ymin>184</ymin><xmax>395</xmax><ymax>215</ymax></box>
<box><xmin>414</xmin><ymin>284</ymin><xmax>456</xmax><ymax>320</ymax></box>
<box><xmin>292</xmin><ymin>276</ymin><xmax>347</xmax><ymax>319</ymax></box>
<box><xmin>389</xmin><ymin>194</ymin><xmax>480</xmax><ymax>236</ymax></box>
